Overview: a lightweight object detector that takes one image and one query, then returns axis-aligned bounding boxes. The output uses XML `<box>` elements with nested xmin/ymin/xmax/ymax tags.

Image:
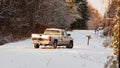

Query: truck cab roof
<box><xmin>45</xmin><ymin>28</ymin><xmax>65</xmax><ymax>31</ymax></box>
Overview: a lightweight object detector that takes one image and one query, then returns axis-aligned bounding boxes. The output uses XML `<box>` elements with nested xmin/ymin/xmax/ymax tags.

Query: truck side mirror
<box><xmin>67</xmin><ymin>34</ymin><xmax>71</xmax><ymax>36</ymax></box>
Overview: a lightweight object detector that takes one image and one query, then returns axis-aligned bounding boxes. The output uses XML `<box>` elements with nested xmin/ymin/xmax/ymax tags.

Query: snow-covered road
<box><xmin>0</xmin><ymin>30</ymin><xmax>112</xmax><ymax>68</ymax></box>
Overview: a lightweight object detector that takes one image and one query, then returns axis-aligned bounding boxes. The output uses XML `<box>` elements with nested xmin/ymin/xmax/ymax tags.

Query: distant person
<box><xmin>95</xmin><ymin>25</ymin><xmax>99</xmax><ymax>35</ymax></box>
<box><xmin>97</xmin><ymin>26</ymin><xmax>103</xmax><ymax>35</ymax></box>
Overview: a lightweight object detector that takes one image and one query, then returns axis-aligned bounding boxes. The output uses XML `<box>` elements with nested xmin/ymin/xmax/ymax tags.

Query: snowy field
<box><xmin>0</xmin><ymin>30</ymin><xmax>113</xmax><ymax>68</ymax></box>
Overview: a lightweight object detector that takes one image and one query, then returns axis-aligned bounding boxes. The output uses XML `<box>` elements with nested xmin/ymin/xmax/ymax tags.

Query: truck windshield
<box><xmin>44</xmin><ymin>30</ymin><xmax>60</xmax><ymax>35</ymax></box>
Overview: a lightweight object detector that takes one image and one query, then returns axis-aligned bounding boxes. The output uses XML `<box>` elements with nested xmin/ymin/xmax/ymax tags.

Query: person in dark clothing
<box><xmin>95</xmin><ymin>25</ymin><xmax>99</xmax><ymax>35</ymax></box>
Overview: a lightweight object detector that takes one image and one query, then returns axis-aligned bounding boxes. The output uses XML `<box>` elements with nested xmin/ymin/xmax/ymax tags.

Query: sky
<box><xmin>87</xmin><ymin>0</ymin><xmax>110</xmax><ymax>17</ymax></box>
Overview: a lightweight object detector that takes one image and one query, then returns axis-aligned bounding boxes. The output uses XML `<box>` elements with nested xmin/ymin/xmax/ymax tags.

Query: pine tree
<box><xmin>70</xmin><ymin>0</ymin><xmax>89</xmax><ymax>29</ymax></box>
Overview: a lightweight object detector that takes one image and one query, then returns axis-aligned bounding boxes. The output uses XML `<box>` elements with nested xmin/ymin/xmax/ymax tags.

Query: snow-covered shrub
<box><xmin>103</xmin><ymin>37</ymin><xmax>113</xmax><ymax>48</ymax></box>
<box><xmin>104</xmin><ymin>56</ymin><xmax>119</xmax><ymax>68</ymax></box>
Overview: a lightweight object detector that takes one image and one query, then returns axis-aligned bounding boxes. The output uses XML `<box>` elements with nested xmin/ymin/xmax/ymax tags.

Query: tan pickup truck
<box><xmin>31</xmin><ymin>28</ymin><xmax>73</xmax><ymax>49</ymax></box>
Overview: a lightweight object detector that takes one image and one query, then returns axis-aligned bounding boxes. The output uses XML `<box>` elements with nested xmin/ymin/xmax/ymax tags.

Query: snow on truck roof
<box><xmin>45</xmin><ymin>28</ymin><xmax>65</xmax><ymax>31</ymax></box>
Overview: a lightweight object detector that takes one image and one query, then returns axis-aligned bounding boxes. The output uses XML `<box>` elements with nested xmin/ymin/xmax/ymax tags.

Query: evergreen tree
<box><xmin>70</xmin><ymin>0</ymin><xmax>89</xmax><ymax>29</ymax></box>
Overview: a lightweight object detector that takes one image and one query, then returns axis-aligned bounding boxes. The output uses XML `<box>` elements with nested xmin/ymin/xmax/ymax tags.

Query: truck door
<box><xmin>61</xmin><ymin>31</ymin><xmax>69</xmax><ymax>44</ymax></box>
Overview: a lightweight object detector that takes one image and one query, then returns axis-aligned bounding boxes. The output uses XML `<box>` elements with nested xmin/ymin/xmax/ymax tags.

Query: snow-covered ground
<box><xmin>0</xmin><ymin>30</ymin><xmax>113</xmax><ymax>68</ymax></box>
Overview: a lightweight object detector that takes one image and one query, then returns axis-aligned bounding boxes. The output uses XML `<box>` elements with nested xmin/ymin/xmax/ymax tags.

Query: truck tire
<box><xmin>53</xmin><ymin>41</ymin><xmax>57</xmax><ymax>49</ymax></box>
<box><xmin>66</xmin><ymin>41</ymin><xmax>73</xmax><ymax>48</ymax></box>
<box><xmin>34</xmin><ymin>44</ymin><xmax>39</xmax><ymax>48</ymax></box>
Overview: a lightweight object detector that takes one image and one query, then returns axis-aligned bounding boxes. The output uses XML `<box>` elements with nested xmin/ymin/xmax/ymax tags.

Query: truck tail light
<box><xmin>49</xmin><ymin>36</ymin><xmax>51</xmax><ymax>41</ymax></box>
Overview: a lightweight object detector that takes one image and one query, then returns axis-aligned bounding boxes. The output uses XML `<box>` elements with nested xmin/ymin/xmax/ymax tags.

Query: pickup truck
<box><xmin>31</xmin><ymin>28</ymin><xmax>73</xmax><ymax>49</ymax></box>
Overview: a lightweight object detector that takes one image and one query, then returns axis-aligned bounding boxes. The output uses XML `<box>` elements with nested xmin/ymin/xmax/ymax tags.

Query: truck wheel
<box><xmin>34</xmin><ymin>44</ymin><xmax>39</xmax><ymax>48</ymax></box>
<box><xmin>66</xmin><ymin>41</ymin><xmax>73</xmax><ymax>49</ymax></box>
<box><xmin>53</xmin><ymin>41</ymin><xmax>57</xmax><ymax>49</ymax></box>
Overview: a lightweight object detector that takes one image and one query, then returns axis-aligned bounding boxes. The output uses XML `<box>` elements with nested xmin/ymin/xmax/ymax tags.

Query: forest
<box><xmin>0</xmin><ymin>0</ymin><xmax>91</xmax><ymax>44</ymax></box>
<box><xmin>0</xmin><ymin>0</ymin><xmax>119</xmax><ymax>46</ymax></box>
